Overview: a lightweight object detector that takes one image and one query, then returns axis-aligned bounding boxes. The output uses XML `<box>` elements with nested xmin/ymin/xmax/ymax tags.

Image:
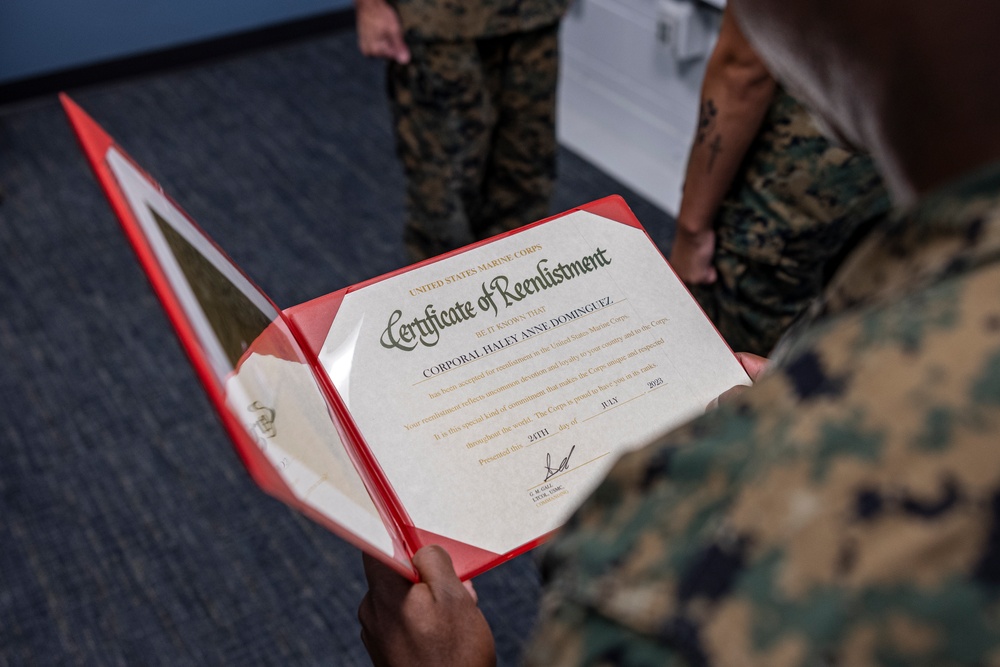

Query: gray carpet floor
<box><xmin>0</xmin><ymin>24</ymin><xmax>675</xmax><ymax>666</ymax></box>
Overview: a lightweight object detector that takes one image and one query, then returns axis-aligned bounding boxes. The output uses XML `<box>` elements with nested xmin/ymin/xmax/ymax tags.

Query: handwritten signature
<box><xmin>544</xmin><ymin>445</ymin><xmax>575</xmax><ymax>482</ymax></box>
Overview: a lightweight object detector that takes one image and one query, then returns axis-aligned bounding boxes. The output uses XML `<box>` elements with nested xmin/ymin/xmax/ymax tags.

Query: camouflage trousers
<box><xmin>690</xmin><ymin>89</ymin><xmax>890</xmax><ymax>356</ymax></box>
<box><xmin>689</xmin><ymin>234</ymin><xmax>869</xmax><ymax>357</ymax></box>
<box><xmin>388</xmin><ymin>23</ymin><xmax>560</xmax><ymax>262</ymax></box>
<box><xmin>690</xmin><ymin>211</ymin><xmax>887</xmax><ymax>357</ymax></box>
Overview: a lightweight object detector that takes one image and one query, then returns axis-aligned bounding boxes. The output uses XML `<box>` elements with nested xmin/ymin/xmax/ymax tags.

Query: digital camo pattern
<box><xmin>388</xmin><ymin>23</ymin><xmax>560</xmax><ymax>262</ymax></box>
<box><xmin>692</xmin><ymin>88</ymin><xmax>890</xmax><ymax>356</ymax></box>
<box><xmin>526</xmin><ymin>161</ymin><xmax>1000</xmax><ymax>666</ymax></box>
<box><xmin>390</xmin><ymin>0</ymin><xmax>569</xmax><ymax>41</ymax></box>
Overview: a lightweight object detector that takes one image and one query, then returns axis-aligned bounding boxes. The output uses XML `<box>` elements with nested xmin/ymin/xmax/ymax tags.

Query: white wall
<box><xmin>558</xmin><ymin>0</ymin><xmax>722</xmax><ymax>214</ymax></box>
<box><xmin>0</xmin><ymin>0</ymin><xmax>352</xmax><ymax>85</ymax></box>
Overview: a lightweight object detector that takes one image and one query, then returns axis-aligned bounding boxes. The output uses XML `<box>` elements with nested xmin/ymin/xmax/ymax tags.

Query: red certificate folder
<box><xmin>63</xmin><ymin>94</ymin><xmax>749</xmax><ymax>581</ymax></box>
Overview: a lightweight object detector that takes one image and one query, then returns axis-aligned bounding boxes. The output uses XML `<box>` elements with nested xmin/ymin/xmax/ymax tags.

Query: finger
<box><xmin>717</xmin><ymin>384</ymin><xmax>749</xmax><ymax>405</ymax></box>
<box><xmin>358</xmin><ymin>591</ymin><xmax>379</xmax><ymax>650</ymax></box>
<box><xmin>358</xmin><ymin>584</ymin><xmax>394</xmax><ymax>632</ymax></box>
<box><xmin>362</xmin><ymin>551</ymin><xmax>394</xmax><ymax>583</ymax></box>
<box><xmin>367</xmin><ymin>40</ymin><xmax>395</xmax><ymax>60</ymax></box>
<box><xmin>734</xmin><ymin>352</ymin><xmax>769</xmax><ymax>382</ymax></box>
<box><xmin>385</xmin><ymin>34</ymin><xmax>410</xmax><ymax>64</ymax></box>
<box><xmin>708</xmin><ymin>379</ymin><xmax>756</xmax><ymax>410</ymax></box>
<box><xmin>463</xmin><ymin>579</ymin><xmax>478</xmax><ymax>604</ymax></box>
<box><xmin>363</xmin><ymin>553</ymin><xmax>416</xmax><ymax>603</ymax></box>
<box><xmin>359</xmin><ymin>33</ymin><xmax>400</xmax><ymax>61</ymax></box>
<box><xmin>411</xmin><ymin>545</ymin><xmax>466</xmax><ymax>597</ymax></box>
<box><xmin>359</xmin><ymin>623</ymin><xmax>387</xmax><ymax>667</ymax></box>
<box><xmin>394</xmin><ymin>42</ymin><xmax>412</xmax><ymax>64</ymax></box>
<box><xmin>358</xmin><ymin>593</ymin><xmax>374</xmax><ymax>635</ymax></box>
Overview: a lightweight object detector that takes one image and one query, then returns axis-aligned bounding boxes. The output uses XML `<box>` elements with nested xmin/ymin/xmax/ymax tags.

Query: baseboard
<box><xmin>0</xmin><ymin>8</ymin><xmax>356</xmax><ymax>106</ymax></box>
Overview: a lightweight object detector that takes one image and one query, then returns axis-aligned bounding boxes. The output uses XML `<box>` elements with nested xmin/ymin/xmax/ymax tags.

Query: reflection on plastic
<box><xmin>226</xmin><ymin>335</ymin><xmax>394</xmax><ymax>555</ymax></box>
<box><xmin>106</xmin><ymin>147</ymin><xmax>394</xmax><ymax>556</ymax></box>
<box><xmin>319</xmin><ymin>317</ymin><xmax>365</xmax><ymax>411</ymax></box>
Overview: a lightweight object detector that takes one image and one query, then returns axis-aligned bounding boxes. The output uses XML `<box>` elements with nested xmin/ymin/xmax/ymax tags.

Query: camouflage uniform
<box><xmin>526</xmin><ymin>161</ymin><xmax>1000</xmax><ymax>665</ymax></box>
<box><xmin>690</xmin><ymin>88</ymin><xmax>890</xmax><ymax>356</ymax></box>
<box><xmin>387</xmin><ymin>0</ymin><xmax>570</xmax><ymax>261</ymax></box>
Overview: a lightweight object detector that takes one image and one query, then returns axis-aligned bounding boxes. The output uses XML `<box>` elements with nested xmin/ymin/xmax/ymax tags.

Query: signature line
<box><xmin>581</xmin><ymin>393</ymin><xmax>645</xmax><ymax>423</ymax></box>
<box><xmin>528</xmin><ymin>452</ymin><xmax>611</xmax><ymax>491</ymax></box>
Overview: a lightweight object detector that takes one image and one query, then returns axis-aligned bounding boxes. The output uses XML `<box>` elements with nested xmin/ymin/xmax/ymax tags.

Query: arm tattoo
<box><xmin>696</xmin><ymin>99</ymin><xmax>718</xmax><ymax>145</ymax></box>
<box><xmin>707</xmin><ymin>135</ymin><xmax>723</xmax><ymax>173</ymax></box>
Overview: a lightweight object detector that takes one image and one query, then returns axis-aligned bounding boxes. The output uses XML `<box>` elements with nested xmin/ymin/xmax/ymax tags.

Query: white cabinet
<box><xmin>558</xmin><ymin>0</ymin><xmax>722</xmax><ymax>213</ymax></box>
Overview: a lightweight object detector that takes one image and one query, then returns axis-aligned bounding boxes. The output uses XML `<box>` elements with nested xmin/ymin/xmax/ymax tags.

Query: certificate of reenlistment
<box><xmin>317</xmin><ymin>209</ymin><xmax>749</xmax><ymax>556</ymax></box>
<box><xmin>67</xmin><ymin>91</ymin><xmax>748</xmax><ymax>579</ymax></box>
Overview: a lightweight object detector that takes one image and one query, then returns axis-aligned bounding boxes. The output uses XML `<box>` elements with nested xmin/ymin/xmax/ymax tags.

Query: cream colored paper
<box><xmin>319</xmin><ymin>211</ymin><xmax>749</xmax><ymax>554</ymax></box>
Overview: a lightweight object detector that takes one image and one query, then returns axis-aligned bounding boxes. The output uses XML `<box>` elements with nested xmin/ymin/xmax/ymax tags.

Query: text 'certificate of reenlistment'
<box><xmin>318</xmin><ymin>211</ymin><xmax>749</xmax><ymax>555</ymax></box>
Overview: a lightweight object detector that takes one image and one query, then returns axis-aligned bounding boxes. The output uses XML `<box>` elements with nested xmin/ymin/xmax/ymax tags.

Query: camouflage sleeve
<box><xmin>525</xmin><ymin>257</ymin><xmax>1000</xmax><ymax>665</ymax></box>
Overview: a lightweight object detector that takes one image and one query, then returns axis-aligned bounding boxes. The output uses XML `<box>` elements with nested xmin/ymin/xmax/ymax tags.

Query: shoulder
<box><xmin>531</xmin><ymin>251</ymin><xmax>1000</xmax><ymax>663</ymax></box>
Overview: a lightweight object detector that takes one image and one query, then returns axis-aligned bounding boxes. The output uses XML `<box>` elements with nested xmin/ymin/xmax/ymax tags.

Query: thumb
<box><xmin>412</xmin><ymin>545</ymin><xmax>466</xmax><ymax>595</ymax></box>
<box><xmin>394</xmin><ymin>41</ymin><xmax>411</xmax><ymax>64</ymax></box>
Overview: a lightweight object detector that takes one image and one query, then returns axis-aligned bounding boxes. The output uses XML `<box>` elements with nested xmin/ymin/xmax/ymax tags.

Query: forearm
<box><xmin>676</xmin><ymin>11</ymin><xmax>777</xmax><ymax>236</ymax></box>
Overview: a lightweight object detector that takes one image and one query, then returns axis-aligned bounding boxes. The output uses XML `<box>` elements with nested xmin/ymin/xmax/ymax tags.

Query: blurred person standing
<box><xmin>669</xmin><ymin>8</ymin><xmax>889</xmax><ymax>355</ymax></box>
<box><xmin>354</xmin><ymin>0</ymin><xmax>571</xmax><ymax>262</ymax></box>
